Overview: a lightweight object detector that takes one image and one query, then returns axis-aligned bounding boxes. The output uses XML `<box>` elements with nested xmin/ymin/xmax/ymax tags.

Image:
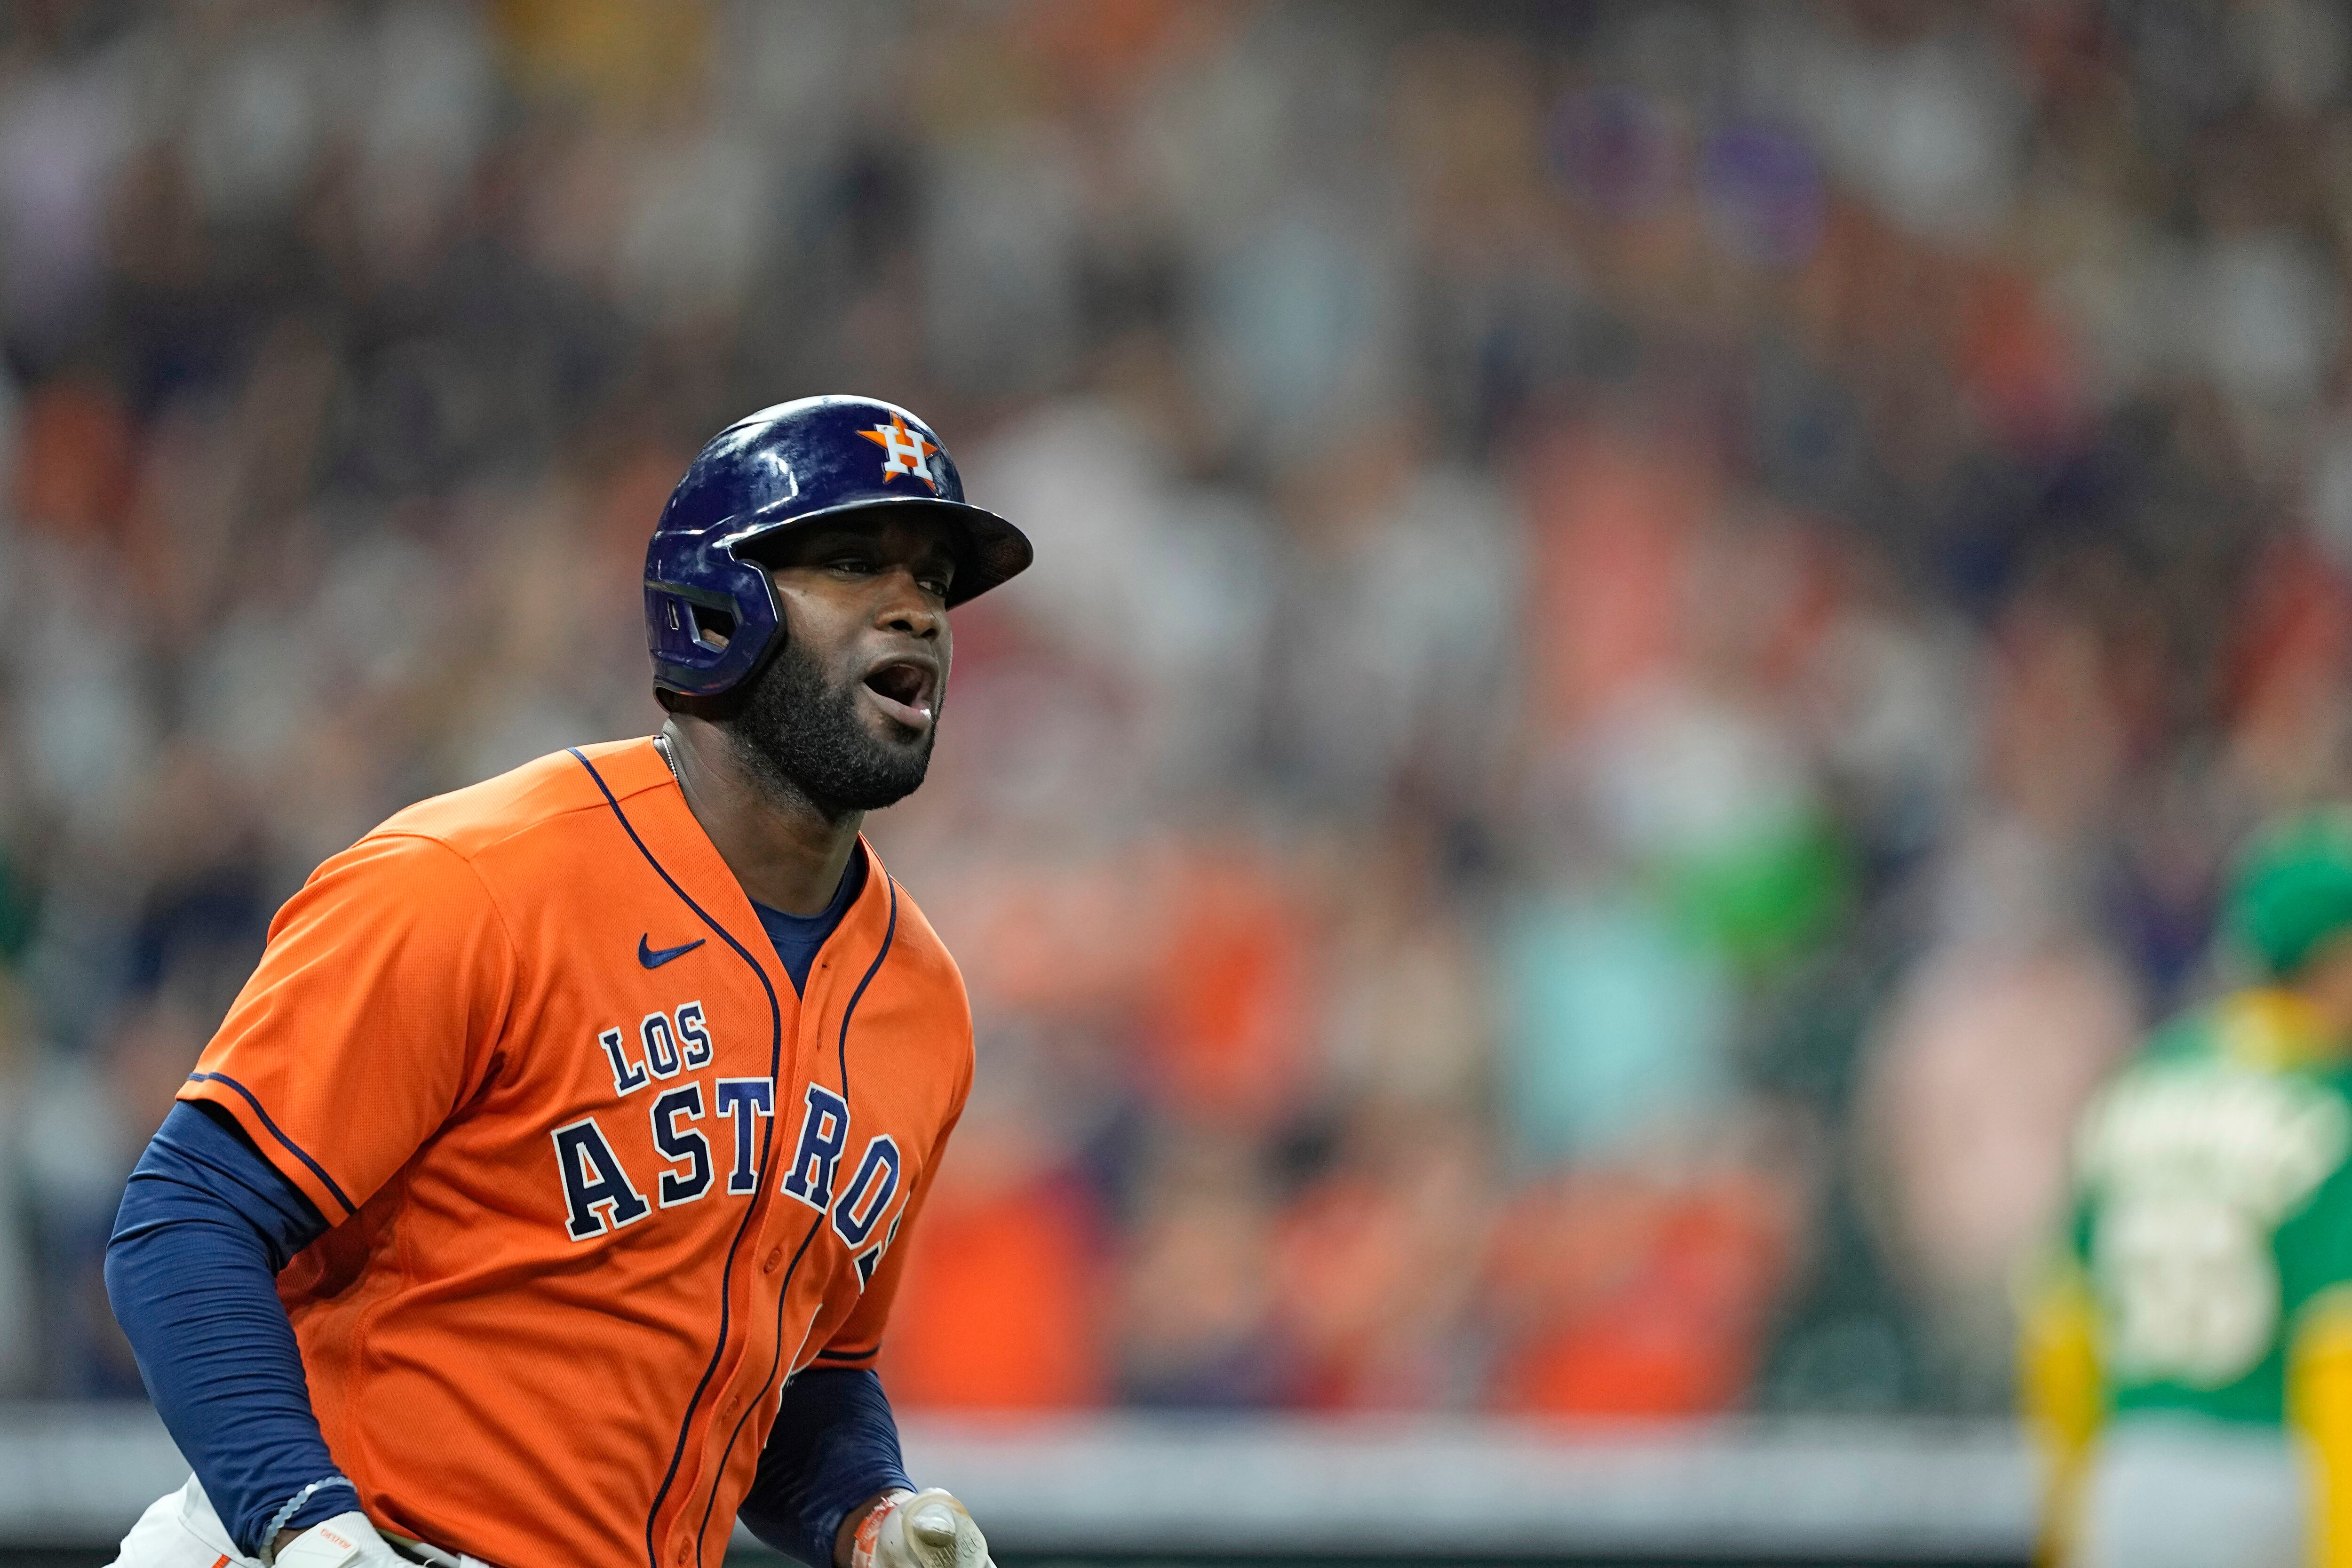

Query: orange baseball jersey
<box><xmin>178</xmin><ymin>737</ymin><xmax>971</xmax><ymax>1568</ymax></box>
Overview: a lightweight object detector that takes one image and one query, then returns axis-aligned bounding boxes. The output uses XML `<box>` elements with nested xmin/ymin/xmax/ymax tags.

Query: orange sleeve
<box><xmin>810</xmin><ymin>1083</ymin><xmax>967</xmax><ymax>1372</ymax></box>
<box><xmin>180</xmin><ymin>831</ymin><xmax>517</xmax><ymax>1224</ymax></box>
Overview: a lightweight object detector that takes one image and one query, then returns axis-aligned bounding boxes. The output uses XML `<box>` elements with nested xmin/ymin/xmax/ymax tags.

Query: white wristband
<box><xmin>259</xmin><ymin>1478</ymin><xmax>358</xmax><ymax>1564</ymax></box>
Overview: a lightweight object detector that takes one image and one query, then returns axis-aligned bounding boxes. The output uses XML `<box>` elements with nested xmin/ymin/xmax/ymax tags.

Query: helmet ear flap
<box><xmin>654</xmin><ymin>592</ymin><xmax>735</xmax><ymax>653</ymax></box>
<box><xmin>644</xmin><ymin>570</ymin><xmax>781</xmax><ymax>697</ymax></box>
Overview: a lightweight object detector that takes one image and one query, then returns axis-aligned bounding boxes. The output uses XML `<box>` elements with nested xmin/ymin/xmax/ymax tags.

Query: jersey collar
<box><xmin>605</xmin><ymin>735</ymin><xmax>897</xmax><ymax>990</ymax></box>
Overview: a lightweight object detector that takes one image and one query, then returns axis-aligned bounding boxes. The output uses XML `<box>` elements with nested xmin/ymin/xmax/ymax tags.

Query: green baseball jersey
<box><xmin>2070</xmin><ymin>989</ymin><xmax>2352</xmax><ymax>1425</ymax></box>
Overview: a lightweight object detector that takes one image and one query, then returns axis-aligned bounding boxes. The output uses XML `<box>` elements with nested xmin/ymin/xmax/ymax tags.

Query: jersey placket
<box><xmin>667</xmin><ymin>929</ymin><xmax>853</xmax><ymax>1568</ymax></box>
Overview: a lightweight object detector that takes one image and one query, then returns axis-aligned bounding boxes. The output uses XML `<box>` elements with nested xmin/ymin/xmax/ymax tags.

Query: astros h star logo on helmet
<box><xmin>858</xmin><ymin>413</ymin><xmax>940</xmax><ymax>492</ymax></box>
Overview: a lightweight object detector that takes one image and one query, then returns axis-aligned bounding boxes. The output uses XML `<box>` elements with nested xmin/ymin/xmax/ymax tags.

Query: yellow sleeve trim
<box><xmin>2291</xmin><ymin>1287</ymin><xmax>2352</xmax><ymax>1568</ymax></box>
<box><xmin>2019</xmin><ymin>1259</ymin><xmax>2102</xmax><ymax>1568</ymax></box>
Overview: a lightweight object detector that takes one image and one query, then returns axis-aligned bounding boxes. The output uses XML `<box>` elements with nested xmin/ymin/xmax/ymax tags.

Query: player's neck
<box><xmin>656</xmin><ymin>719</ymin><xmax>862</xmax><ymax>916</ymax></box>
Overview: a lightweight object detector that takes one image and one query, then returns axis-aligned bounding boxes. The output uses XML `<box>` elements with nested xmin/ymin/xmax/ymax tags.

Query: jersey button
<box><xmin>763</xmin><ymin>1247</ymin><xmax>782</xmax><ymax>1273</ymax></box>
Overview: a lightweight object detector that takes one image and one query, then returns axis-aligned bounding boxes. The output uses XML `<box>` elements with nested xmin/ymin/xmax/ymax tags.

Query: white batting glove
<box><xmin>849</xmin><ymin>1488</ymin><xmax>992</xmax><ymax>1568</ymax></box>
<box><xmin>271</xmin><ymin>1512</ymin><xmax>405</xmax><ymax>1568</ymax></box>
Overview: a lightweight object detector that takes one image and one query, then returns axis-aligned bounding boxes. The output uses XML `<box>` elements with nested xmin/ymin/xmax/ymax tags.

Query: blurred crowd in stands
<box><xmin>2</xmin><ymin>0</ymin><xmax>2349</xmax><ymax>1417</ymax></box>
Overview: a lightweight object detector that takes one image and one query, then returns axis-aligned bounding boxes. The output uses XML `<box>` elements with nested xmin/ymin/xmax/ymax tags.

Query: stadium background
<box><xmin>1</xmin><ymin>0</ymin><xmax>2347</xmax><ymax>1561</ymax></box>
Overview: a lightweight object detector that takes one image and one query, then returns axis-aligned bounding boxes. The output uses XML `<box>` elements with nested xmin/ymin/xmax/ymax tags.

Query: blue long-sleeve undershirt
<box><xmin>105</xmin><ymin>1102</ymin><xmax>350</xmax><ymax>1555</ymax></box>
<box><xmin>741</xmin><ymin>1368</ymin><xmax>914</xmax><ymax>1567</ymax></box>
<box><xmin>108</xmin><ymin>1099</ymin><xmax>912</xmax><ymax>1565</ymax></box>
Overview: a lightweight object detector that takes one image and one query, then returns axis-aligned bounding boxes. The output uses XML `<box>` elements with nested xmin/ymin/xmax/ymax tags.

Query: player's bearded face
<box><xmin>729</xmin><ymin>630</ymin><xmax>938</xmax><ymax>815</ymax></box>
<box><xmin>724</xmin><ymin>515</ymin><xmax>955</xmax><ymax>819</ymax></box>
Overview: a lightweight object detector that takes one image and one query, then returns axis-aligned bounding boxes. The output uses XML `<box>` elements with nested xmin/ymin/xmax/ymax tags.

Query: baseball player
<box><xmin>2024</xmin><ymin>810</ymin><xmax>2352</xmax><ymax>1568</ymax></box>
<box><xmin>101</xmin><ymin>397</ymin><xmax>1030</xmax><ymax>1568</ymax></box>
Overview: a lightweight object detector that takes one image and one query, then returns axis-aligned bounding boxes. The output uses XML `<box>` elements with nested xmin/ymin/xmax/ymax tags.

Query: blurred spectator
<box><xmin>1497</xmin><ymin>881</ymin><xmax>1736</xmax><ymax>1167</ymax></box>
<box><xmin>1268</xmin><ymin>1107</ymin><xmax>1491</xmax><ymax>1409</ymax></box>
<box><xmin>1486</xmin><ymin>1138</ymin><xmax>1806</xmax><ymax>1418</ymax></box>
<box><xmin>875</xmin><ymin>1098</ymin><xmax>1109</xmax><ymax>1412</ymax></box>
<box><xmin>1113</xmin><ymin>1130</ymin><xmax>1286</xmax><ymax>1408</ymax></box>
<box><xmin>1857</xmin><ymin>820</ymin><xmax>2139</xmax><ymax>1407</ymax></box>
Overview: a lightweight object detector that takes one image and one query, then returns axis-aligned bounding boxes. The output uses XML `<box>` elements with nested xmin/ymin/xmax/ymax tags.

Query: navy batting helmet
<box><xmin>644</xmin><ymin>395</ymin><xmax>1031</xmax><ymax>697</ymax></box>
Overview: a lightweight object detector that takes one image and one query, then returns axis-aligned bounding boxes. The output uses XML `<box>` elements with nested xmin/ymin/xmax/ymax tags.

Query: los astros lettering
<box><xmin>553</xmin><ymin>1007</ymin><xmax>906</xmax><ymax>1283</ymax></box>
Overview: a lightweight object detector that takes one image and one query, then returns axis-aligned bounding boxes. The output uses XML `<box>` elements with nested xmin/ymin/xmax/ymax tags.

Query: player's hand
<box><xmin>269</xmin><ymin>1512</ymin><xmax>405</xmax><ymax>1568</ymax></box>
<box><xmin>849</xmin><ymin>1487</ymin><xmax>992</xmax><ymax>1568</ymax></box>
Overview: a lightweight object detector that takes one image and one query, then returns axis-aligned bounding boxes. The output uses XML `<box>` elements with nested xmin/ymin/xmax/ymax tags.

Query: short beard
<box><xmin>723</xmin><ymin>634</ymin><xmax>937</xmax><ymax>820</ymax></box>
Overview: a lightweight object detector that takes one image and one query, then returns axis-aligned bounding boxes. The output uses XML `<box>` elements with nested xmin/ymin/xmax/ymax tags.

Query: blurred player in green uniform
<box><xmin>2027</xmin><ymin>810</ymin><xmax>2352</xmax><ymax>1568</ymax></box>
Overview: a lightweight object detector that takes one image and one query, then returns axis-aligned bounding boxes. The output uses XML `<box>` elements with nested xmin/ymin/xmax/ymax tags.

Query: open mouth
<box><xmin>860</xmin><ymin>658</ymin><xmax>937</xmax><ymax>729</ymax></box>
